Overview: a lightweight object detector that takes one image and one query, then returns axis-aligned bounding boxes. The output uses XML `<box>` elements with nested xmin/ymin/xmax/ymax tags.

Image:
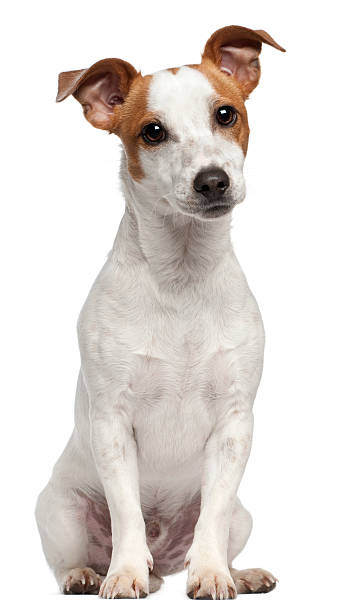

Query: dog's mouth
<box><xmin>199</xmin><ymin>203</ymin><xmax>232</xmax><ymax>218</ymax></box>
<box><xmin>189</xmin><ymin>197</ymin><xmax>234</xmax><ymax>220</ymax></box>
<box><xmin>173</xmin><ymin>193</ymin><xmax>236</xmax><ymax>220</ymax></box>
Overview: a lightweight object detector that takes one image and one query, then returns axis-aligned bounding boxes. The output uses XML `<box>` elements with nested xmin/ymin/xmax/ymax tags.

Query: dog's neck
<box><xmin>112</xmin><ymin>158</ymin><xmax>233</xmax><ymax>292</ymax></box>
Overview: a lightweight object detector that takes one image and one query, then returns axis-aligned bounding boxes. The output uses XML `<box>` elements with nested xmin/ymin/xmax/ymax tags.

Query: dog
<box><xmin>36</xmin><ymin>25</ymin><xmax>285</xmax><ymax>600</ymax></box>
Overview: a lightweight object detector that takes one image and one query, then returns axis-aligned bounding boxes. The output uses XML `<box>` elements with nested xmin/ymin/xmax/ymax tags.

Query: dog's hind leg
<box><xmin>36</xmin><ymin>480</ymin><xmax>164</xmax><ymax>596</ymax></box>
<box><xmin>35</xmin><ymin>482</ymin><xmax>103</xmax><ymax>594</ymax></box>
<box><xmin>227</xmin><ymin>498</ymin><xmax>277</xmax><ymax>595</ymax></box>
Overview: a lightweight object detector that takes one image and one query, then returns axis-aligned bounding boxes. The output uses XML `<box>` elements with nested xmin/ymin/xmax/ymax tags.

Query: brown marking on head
<box><xmin>56</xmin><ymin>26</ymin><xmax>285</xmax><ymax>183</ymax></box>
<box><xmin>196</xmin><ymin>26</ymin><xmax>285</xmax><ymax>155</ymax></box>
<box><xmin>166</xmin><ymin>67</ymin><xmax>180</xmax><ymax>75</ymax></box>
<box><xmin>114</xmin><ymin>73</ymin><xmax>153</xmax><ymax>181</ymax></box>
<box><xmin>56</xmin><ymin>58</ymin><xmax>154</xmax><ymax>181</ymax></box>
<box><xmin>198</xmin><ymin>60</ymin><xmax>250</xmax><ymax>155</ymax></box>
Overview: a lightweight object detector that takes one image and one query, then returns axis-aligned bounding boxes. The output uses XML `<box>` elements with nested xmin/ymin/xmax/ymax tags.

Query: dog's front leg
<box><xmin>89</xmin><ymin>395</ymin><xmax>152</xmax><ymax>599</ymax></box>
<box><xmin>185</xmin><ymin>404</ymin><xmax>254</xmax><ymax>600</ymax></box>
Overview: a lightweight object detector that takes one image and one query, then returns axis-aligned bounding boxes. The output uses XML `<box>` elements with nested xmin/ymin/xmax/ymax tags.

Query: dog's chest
<box><xmin>123</xmin><ymin>305</ymin><xmax>245</xmax><ymax>468</ymax></box>
<box><xmin>81</xmin><ymin>260</ymin><xmax>263</xmax><ymax>469</ymax></box>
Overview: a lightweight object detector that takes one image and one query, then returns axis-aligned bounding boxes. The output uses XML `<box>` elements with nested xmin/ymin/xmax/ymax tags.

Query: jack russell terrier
<box><xmin>36</xmin><ymin>25</ymin><xmax>285</xmax><ymax>600</ymax></box>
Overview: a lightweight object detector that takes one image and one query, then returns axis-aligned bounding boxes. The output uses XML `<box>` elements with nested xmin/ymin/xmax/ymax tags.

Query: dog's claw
<box><xmin>147</xmin><ymin>558</ymin><xmax>154</xmax><ymax>571</ymax></box>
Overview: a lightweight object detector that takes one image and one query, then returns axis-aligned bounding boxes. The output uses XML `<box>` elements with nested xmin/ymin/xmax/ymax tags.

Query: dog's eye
<box><xmin>142</xmin><ymin>123</ymin><xmax>166</xmax><ymax>144</ymax></box>
<box><xmin>216</xmin><ymin>106</ymin><xmax>237</xmax><ymax>127</ymax></box>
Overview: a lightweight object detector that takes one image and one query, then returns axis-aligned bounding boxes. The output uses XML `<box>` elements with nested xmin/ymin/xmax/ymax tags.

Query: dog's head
<box><xmin>57</xmin><ymin>26</ymin><xmax>285</xmax><ymax>220</ymax></box>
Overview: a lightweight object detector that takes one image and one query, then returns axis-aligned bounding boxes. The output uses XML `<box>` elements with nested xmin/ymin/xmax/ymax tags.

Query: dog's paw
<box><xmin>99</xmin><ymin>572</ymin><xmax>149</xmax><ymax>599</ymax></box>
<box><xmin>149</xmin><ymin>572</ymin><xmax>164</xmax><ymax>593</ymax></box>
<box><xmin>230</xmin><ymin>568</ymin><xmax>278</xmax><ymax>594</ymax></box>
<box><xmin>63</xmin><ymin>567</ymin><xmax>102</xmax><ymax>594</ymax></box>
<box><xmin>187</xmin><ymin>567</ymin><xmax>236</xmax><ymax>600</ymax></box>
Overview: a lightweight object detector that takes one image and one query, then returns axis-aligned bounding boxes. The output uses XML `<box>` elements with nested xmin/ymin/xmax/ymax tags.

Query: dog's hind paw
<box><xmin>230</xmin><ymin>568</ymin><xmax>278</xmax><ymax>594</ymax></box>
<box><xmin>63</xmin><ymin>567</ymin><xmax>102</xmax><ymax>594</ymax></box>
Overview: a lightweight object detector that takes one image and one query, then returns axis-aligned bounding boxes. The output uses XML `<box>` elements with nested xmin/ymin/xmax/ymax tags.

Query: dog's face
<box><xmin>57</xmin><ymin>26</ymin><xmax>285</xmax><ymax>220</ymax></box>
<box><xmin>121</xmin><ymin>64</ymin><xmax>248</xmax><ymax>220</ymax></box>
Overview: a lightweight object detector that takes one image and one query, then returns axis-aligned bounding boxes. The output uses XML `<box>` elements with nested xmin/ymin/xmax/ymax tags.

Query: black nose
<box><xmin>193</xmin><ymin>167</ymin><xmax>230</xmax><ymax>200</ymax></box>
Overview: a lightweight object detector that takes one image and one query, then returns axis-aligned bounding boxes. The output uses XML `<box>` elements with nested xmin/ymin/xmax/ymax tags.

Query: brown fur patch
<box><xmin>111</xmin><ymin>73</ymin><xmax>153</xmax><ymax>181</ymax></box>
<box><xmin>114</xmin><ymin>61</ymin><xmax>250</xmax><ymax>180</ymax></box>
<box><xmin>201</xmin><ymin>26</ymin><xmax>285</xmax><ymax>99</ymax></box>
<box><xmin>198</xmin><ymin>60</ymin><xmax>250</xmax><ymax>155</ymax></box>
<box><xmin>109</xmin><ymin>59</ymin><xmax>250</xmax><ymax>180</ymax></box>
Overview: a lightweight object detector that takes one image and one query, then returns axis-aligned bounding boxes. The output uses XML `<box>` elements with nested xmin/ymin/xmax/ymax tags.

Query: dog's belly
<box><xmin>78</xmin><ymin>488</ymin><xmax>200</xmax><ymax>576</ymax></box>
<box><xmin>144</xmin><ymin>492</ymin><xmax>201</xmax><ymax>575</ymax></box>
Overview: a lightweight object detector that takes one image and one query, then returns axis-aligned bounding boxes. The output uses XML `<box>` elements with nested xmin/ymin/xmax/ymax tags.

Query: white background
<box><xmin>1</xmin><ymin>0</ymin><xmax>345</xmax><ymax>610</ymax></box>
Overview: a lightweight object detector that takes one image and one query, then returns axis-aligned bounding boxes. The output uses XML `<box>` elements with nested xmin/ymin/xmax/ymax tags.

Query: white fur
<box><xmin>134</xmin><ymin>67</ymin><xmax>246</xmax><ymax>220</ymax></box>
<box><xmin>36</xmin><ymin>66</ymin><xmax>266</xmax><ymax>599</ymax></box>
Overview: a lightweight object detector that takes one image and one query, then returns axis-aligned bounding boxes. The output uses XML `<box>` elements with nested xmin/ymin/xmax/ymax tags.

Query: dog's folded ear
<box><xmin>56</xmin><ymin>58</ymin><xmax>138</xmax><ymax>130</ymax></box>
<box><xmin>202</xmin><ymin>26</ymin><xmax>285</xmax><ymax>98</ymax></box>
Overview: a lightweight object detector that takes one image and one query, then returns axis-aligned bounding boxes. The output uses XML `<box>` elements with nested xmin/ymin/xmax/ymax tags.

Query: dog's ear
<box><xmin>56</xmin><ymin>58</ymin><xmax>138</xmax><ymax>130</ymax></box>
<box><xmin>202</xmin><ymin>26</ymin><xmax>285</xmax><ymax>98</ymax></box>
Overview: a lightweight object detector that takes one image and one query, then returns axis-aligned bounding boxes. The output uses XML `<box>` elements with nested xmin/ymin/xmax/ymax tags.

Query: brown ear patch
<box><xmin>202</xmin><ymin>25</ymin><xmax>285</xmax><ymax>98</ymax></box>
<box><xmin>56</xmin><ymin>58</ymin><xmax>137</xmax><ymax>103</ymax></box>
<box><xmin>56</xmin><ymin>58</ymin><xmax>138</xmax><ymax>131</ymax></box>
<box><xmin>57</xmin><ymin>69</ymin><xmax>86</xmax><ymax>102</ymax></box>
<box><xmin>203</xmin><ymin>26</ymin><xmax>285</xmax><ymax>65</ymax></box>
